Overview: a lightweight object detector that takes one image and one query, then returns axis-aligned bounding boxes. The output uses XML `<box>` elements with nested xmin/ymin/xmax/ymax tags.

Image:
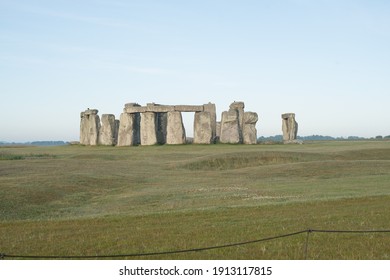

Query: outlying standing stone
<box><xmin>282</xmin><ymin>113</ymin><xmax>298</xmax><ymax>143</ymax></box>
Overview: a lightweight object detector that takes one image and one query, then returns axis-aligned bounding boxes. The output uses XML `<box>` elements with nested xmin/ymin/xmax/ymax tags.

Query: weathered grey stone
<box><xmin>166</xmin><ymin>111</ymin><xmax>186</xmax><ymax>144</ymax></box>
<box><xmin>140</xmin><ymin>112</ymin><xmax>158</xmax><ymax>145</ymax></box>
<box><xmin>98</xmin><ymin>114</ymin><xmax>116</xmax><ymax>146</ymax></box>
<box><xmin>230</xmin><ymin>102</ymin><xmax>244</xmax><ymax>122</ymax></box>
<box><xmin>146</xmin><ymin>103</ymin><xmax>175</xmax><ymax>113</ymax></box>
<box><xmin>124</xmin><ymin>103</ymin><xmax>141</xmax><ymax>108</ymax></box>
<box><xmin>156</xmin><ymin>112</ymin><xmax>167</xmax><ymax>144</ymax></box>
<box><xmin>117</xmin><ymin>113</ymin><xmax>140</xmax><ymax>146</ymax></box>
<box><xmin>194</xmin><ymin>112</ymin><xmax>213</xmax><ymax>144</ymax></box>
<box><xmin>203</xmin><ymin>103</ymin><xmax>217</xmax><ymax>140</ymax></box>
<box><xmin>220</xmin><ymin>109</ymin><xmax>240</xmax><ymax>144</ymax></box>
<box><xmin>282</xmin><ymin>113</ymin><xmax>298</xmax><ymax>143</ymax></box>
<box><xmin>243</xmin><ymin>112</ymin><xmax>258</xmax><ymax>144</ymax></box>
<box><xmin>123</xmin><ymin>103</ymin><xmax>144</xmax><ymax>114</ymax></box>
<box><xmin>114</xmin><ymin>119</ymin><xmax>120</xmax><ymax>145</ymax></box>
<box><xmin>125</xmin><ymin>107</ymin><xmax>147</xmax><ymax>113</ymax></box>
<box><xmin>229</xmin><ymin>101</ymin><xmax>245</xmax><ymax>142</ymax></box>
<box><xmin>80</xmin><ymin>109</ymin><xmax>100</xmax><ymax>145</ymax></box>
<box><xmin>229</xmin><ymin>101</ymin><xmax>245</xmax><ymax>111</ymax></box>
<box><xmin>216</xmin><ymin>122</ymin><xmax>221</xmax><ymax>139</ymax></box>
<box><xmin>174</xmin><ymin>105</ymin><xmax>204</xmax><ymax>112</ymax></box>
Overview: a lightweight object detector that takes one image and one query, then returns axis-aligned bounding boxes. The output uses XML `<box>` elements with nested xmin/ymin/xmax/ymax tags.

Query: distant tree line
<box><xmin>258</xmin><ymin>135</ymin><xmax>390</xmax><ymax>142</ymax></box>
<box><xmin>0</xmin><ymin>141</ymin><xmax>67</xmax><ymax>146</ymax></box>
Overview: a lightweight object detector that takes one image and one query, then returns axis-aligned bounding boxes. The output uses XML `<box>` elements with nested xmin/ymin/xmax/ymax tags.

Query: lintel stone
<box><xmin>146</xmin><ymin>105</ymin><xmax>175</xmax><ymax>112</ymax></box>
<box><xmin>125</xmin><ymin>107</ymin><xmax>147</xmax><ymax>113</ymax></box>
<box><xmin>282</xmin><ymin>113</ymin><xmax>295</xmax><ymax>119</ymax></box>
<box><xmin>174</xmin><ymin>105</ymin><xmax>204</xmax><ymax>112</ymax></box>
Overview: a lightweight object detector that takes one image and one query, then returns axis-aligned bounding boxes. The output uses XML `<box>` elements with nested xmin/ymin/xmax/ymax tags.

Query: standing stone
<box><xmin>140</xmin><ymin>112</ymin><xmax>158</xmax><ymax>145</ymax></box>
<box><xmin>216</xmin><ymin>122</ymin><xmax>221</xmax><ymax>141</ymax></box>
<box><xmin>166</xmin><ymin>111</ymin><xmax>186</xmax><ymax>144</ymax></box>
<box><xmin>80</xmin><ymin>112</ymin><xmax>89</xmax><ymax>145</ymax></box>
<box><xmin>117</xmin><ymin>113</ymin><xmax>140</xmax><ymax>146</ymax></box>
<box><xmin>194</xmin><ymin>112</ymin><xmax>213</xmax><ymax>144</ymax></box>
<box><xmin>243</xmin><ymin>112</ymin><xmax>258</xmax><ymax>144</ymax></box>
<box><xmin>80</xmin><ymin>109</ymin><xmax>100</xmax><ymax>146</ymax></box>
<box><xmin>114</xmin><ymin>119</ymin><xmax>120</xmax><ymax>145</ymax></box>
<box><xmin>98</xmin><ymin>114</ymin><xmax>116</xmax><ymax>146</ymax></box>
<box><xmin>229</xmin><ymin>101</ymin><xmax>245</xmax><ymax>142</ymax></box>
<box><xmin>203</xmin><ymin>103</ymin><xmax>217</xmax><ymax>140</ymax></box>
<box><xmin>282</xmin><ymin>113</ymin><xmax>298</xmax><ymax>143</ymax></box>
<box><xmin>156</xmin><ymin>113</ymin><xmax>167</xmax><ymax>144</ymax></box>
<box><xmin>220</xmin><ymin>109</ymin><xmax>241</xmax><ymax>144</ymax></box>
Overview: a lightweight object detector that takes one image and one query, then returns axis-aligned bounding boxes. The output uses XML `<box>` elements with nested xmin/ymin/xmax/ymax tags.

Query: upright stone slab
<box><xmin>243</xmin><ymin>112</ymin><xmax>258</xmax><ymax>144</ymax></box>
<box><xmin>80</xmin><ymin>109</ymin><xmax>100</xmax><ymax>146</ymax></box>
<box><xmin>156</xmin><ymin>113</ymin><xmax>167</xmax><ymax>144</ymax></box>
<box><xmin>117</xmin><ymin>113</ymin><xmax>140</xmax><ymax>146</ymax></box>
<box><xmin>98</xmin><ymin>114</ymin><xmax>116</xmax><ymax>146</ymax></box>
<box><xmin>220</xmin><ymin>109</ymin><xmax>241</xmax><ymax>144</ymax></box>
<box><xmin>140</xmin><ymin>112</ymin><xmax>158</xmax><ymax>145</ymax></box>
<box><xmin>194</xmin><ymin>112</ymin><xmax>213</xmax><ymax>144</ymax></box>
<box><xmin>114</xmin><ymin>119</ymin><xmax>120</xmax><ymax>145</ymax></box>
<box><xmin>166</xmin><ymin>111</ymin><xmax>186</xmax><ymax>144</ymax></box>
<box><xmin>216</xmin><ymin>122</ymin><xmax>221</xmax><ymax>140</ymax></box>
<box><xmin>203</xmin><ymin>103</ymin><xmax>217</xmax><ymax>141</ymax></box>
<box><xmin>282</xmin><ymin>113</ymin><xmax>298</xmax><ymax>143</ymax></box>
<box><xmin>229</xmin><ymin>101</ymin><xmax>245</xmax><ymax>142</ymax></box>
<box><xmin>80</xmin><ymin>112</ymin><xmax>89</xmax><ymax>145</ymax></box>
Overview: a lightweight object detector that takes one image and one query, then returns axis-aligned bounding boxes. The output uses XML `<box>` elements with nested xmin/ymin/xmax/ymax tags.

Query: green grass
<box><xmin>1</xmin><ymin>141</ymin><xmax>390</xmax><ymax>259</ymax></box>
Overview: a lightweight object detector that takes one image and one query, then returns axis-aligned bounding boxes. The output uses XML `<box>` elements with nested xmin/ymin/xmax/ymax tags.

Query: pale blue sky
<box><xmin>1</xmin><ymin>0</ymin><xmax>389</xmax><ymax>142</ymax></box>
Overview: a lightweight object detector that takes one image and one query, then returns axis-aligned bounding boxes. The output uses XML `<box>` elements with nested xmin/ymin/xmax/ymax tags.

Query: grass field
<box><xmin>1</xmin><ymin>141</ymin><xmax>390</xmax><ymax>259</ymax></box>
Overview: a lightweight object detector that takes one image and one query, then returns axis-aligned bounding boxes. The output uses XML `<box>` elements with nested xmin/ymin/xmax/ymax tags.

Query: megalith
<box><xmin>194</xmin><ymin>111</ymin><xmax>213</xmax><ymax>144</ymax></box>
<box><xmin>117</xmin><ymin>112</ymin><xmax>140</xmax><ymax>146</ymax></box>
<box><xmin>243</xmin><ymin>112</ymin><xmax>258</xmax><ymax>144</ymax></box>
<box><xmin>220</xmin><ymin>109</ymin><xmax>241</xmax><ymax>144</ymax></box>
<box><xmin>156</xmin><ymin>113</ymin><xmax>168</xmax><ymax>144</ymax></box>
<box><xmin>80</xmin><ymin>109</ymin><xmax>100</xmax><ymax>145</ymax></box>
<box><xmin>229</xmin><ymin>102</ymin><xmax>245</xmax><ymax>126</ymax></box>
<box><xmin>203</xmin><ymin>103</ymin><xmax>217</xmax><ymax>140</ymax></box>
<box><xmin>282</xmin><ymin>113</ymin><xmax>298</xmax><ymax>143</ymax></box>
<box><xmin>166</xmin><ymin>111</ymin><xmax>186</xmax><ymax>144</ymax></box>
<box><xmin>140</xmin><ymin>112</ymin><xmax>158</xmax><ymax>145</ymax></box>
<box><xmin>98</xmin><ymin>114</ymin><xmax>117</xmax><ymax>146</ymax></box>
<box><xmin>216</xmin><ymin>122</ymin><xmax>221</xmax><ymax>140</ymax></box>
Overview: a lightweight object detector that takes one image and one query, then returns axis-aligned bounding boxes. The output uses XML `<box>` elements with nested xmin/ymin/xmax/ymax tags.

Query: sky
<box><xmin>1</xmin><ymin>0</ymin><xmax>390</xmax><ymax>142</ymax></box>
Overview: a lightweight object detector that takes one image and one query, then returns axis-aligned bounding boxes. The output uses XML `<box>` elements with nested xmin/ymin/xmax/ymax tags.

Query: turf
<box><xmin>0</xmin><ymin>141</ymin><xmax>390</xmax><ymax>259</ymax></box>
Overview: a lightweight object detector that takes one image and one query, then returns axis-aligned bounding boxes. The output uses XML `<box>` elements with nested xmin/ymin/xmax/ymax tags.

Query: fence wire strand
<box><xmin>1</xmin><ymin>228</ymin><xmax>390</xmax><ymax>260</ymax></box>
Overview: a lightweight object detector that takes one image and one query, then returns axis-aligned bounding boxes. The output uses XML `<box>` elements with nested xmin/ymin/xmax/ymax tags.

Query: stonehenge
<box><xmin>281</xmin><ymin>113</ymin><xmax>299</xmax><ymax>143</ymax></box>
<box><xmin>81</xmin><ymin>103</ymin><xmax>219</xmax><ymax>146</ymax></box>
<box><xmin>81</xmin><ymin>102</ymin><xmax>300</xmax><ymax>146</ymax></box>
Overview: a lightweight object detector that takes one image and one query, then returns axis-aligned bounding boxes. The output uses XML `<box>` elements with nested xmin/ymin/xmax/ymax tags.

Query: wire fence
<box><xmin>1</xmin><ymin>228</ymin><xmax>390</xmax><ymax>260</ymax></box>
